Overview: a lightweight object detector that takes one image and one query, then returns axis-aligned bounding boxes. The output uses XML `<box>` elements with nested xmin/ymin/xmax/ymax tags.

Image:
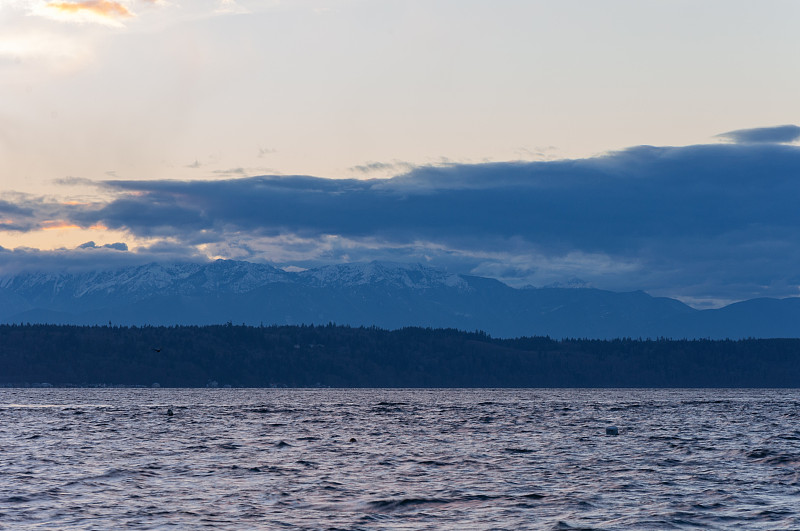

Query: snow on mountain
<box><xmin>297</xmin><ymin>261</ymin><xmax>470</xmax><ymax>290</ymax></box>
<box><xmin>0</xmin><ymin>260</ymin><xmax>291</xmax><ymax>302</ymax></box>
<box><xmin>4</xmin><ymin>258</ymin><xmax>800</xmax><ymax>339</ymax></box>
<box><xmin>0</xmin><ymin>260</ymin><xmax>468</xmax><ymax>303</ymax></box>
<box><xmin>543</xmin><ymin>278</ymin><xmax>592</xmax><ymax>289</ymax></box>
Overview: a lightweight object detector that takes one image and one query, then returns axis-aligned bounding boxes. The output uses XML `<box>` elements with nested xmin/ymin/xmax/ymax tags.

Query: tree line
<box><xmin>1</xmin><ymin>323</ymin><xmax>799</xmax><ymax>387</ymax></box>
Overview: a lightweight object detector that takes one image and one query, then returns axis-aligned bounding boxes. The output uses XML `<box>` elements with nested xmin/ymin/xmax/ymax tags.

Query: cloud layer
<box><xmin>46</xmin><ymin>1</ymin><xmax>133</xmax><ymax>19</ymax></box>
<box><xmin>718</xmin><ymin>125</ymin><xmax>800</xmax><ymax>144</ymax></box>
<box><xmin>3</xmin><ymin>135</ymin><xmax>800</xmax><ymax>307</ymax></box>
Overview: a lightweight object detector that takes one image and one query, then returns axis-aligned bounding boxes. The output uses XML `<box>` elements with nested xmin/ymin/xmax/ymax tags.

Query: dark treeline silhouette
<box><xmin>1</xmin><ymin>323</ymin><xmax>799</xmax><ymax>387</ymax></box>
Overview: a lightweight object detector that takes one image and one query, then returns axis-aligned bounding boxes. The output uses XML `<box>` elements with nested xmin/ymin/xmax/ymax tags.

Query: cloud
<box><xmin>717</xmin><ymin>125</ymin><xmax>800</xmax><ymax>144</ymax></box>
<box><xmin>0</xmin><ymin>241</ymin><xmax>203</xmax><ymax>276</ymax></box>
<box><xmin>350</xmin><ymin>161</ymin><xmax>416</xmax><ymax>175</ymax></box>
<box><xmin>29</xmin><ymin>0</ymin><xmax>135</xmax><ymax>27</ymax></box>
<box><xmin>53</xmin><ymin>176</ymin><xmax>103</xmax><ymax>187</ymax></box>
<box><xmin>0</xmin><ymin>199</ymin><xmax>34</xmax><ymax>217</ymax></box>
<box><xmin>4</xmin><ymin>134</ymin><xmax>800</xmax><ymax>305</ymax></box>
<box><xmin>45</xmin><ymin>0</ymin><xmax>133</xmax><ymax>19</ymax></box>
<box><xmin>0</xmin><ymin>193</ymin><xmax>50</xmax><ymax>231</ymax></box>
<box><xmin>78</xmin><ymin>240</ymin><xmax>128</xmax><ymax>250</ymax></box>
<box><xmin>257</xmin><ymin>147</ymin><xmax>276</xmax><ymax>158</ymax></box>
<box><xmin>215</xmin><ymin>0</ymin><xmax>248</xmax><ymax>15</ymax></box>
<box><xmin>212</xmin><ymin>167</ymin><xmax>247</xmax><ymax>176</ymax></box>
<box><xmin>0</xmin><ymin>191</ymin><xmax>110</xmax><ymax>233</ymax></box>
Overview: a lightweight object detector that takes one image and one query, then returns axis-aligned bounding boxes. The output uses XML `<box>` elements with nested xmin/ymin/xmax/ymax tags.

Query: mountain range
<box><xmin>2</xmin><ymin>259</ymin><xmax>800</xmax><ymax>339</ymax></box>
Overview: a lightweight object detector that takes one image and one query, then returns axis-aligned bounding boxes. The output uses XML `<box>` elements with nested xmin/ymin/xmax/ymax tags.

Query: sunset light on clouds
<box><xmin>2</xmin><ymin>0</ymin><xmax>800</xmax><ymax>308</ymax></box>
<box><xmin>23</xmin><ymin>0</ymin><xmax>139</xmax><ymax>27</ymax></box>
<box><xmin>46</xmin><ymin>1</ymin><xmax>133</xmax><ymax>20</ymax></box>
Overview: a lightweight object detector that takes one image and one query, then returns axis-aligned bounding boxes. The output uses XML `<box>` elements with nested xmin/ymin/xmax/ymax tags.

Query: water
<box><xmin>1</xmin><ymin>388</ymin><xmax>799</xmax><ymax>530</ymax></box>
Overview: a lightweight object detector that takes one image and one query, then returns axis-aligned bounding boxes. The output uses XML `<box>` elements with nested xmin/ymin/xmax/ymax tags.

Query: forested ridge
<box><xmin>1</xmin><ymin>324</ymin><xmax>799</xmax><ymax>387</ymax></box>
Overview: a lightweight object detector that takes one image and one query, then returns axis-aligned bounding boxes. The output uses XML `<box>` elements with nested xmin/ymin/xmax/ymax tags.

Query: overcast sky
<box><xmin>2</xmin><ymin>1</ymin><xmax>800</xmax><ymax>308</ymax></box>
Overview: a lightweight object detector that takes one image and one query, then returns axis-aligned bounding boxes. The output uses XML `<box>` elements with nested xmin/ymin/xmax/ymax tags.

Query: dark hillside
<box><xmin>1</xmin><ymin>324</ymin><xmax>799</xmax><ymax>387</ymax></box>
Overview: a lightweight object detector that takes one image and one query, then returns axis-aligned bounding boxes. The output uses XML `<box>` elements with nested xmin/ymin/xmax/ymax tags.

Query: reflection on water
<box><xmin>1</xmin><ymin>388</ymin><xmax>799</xmax><ymax>529</ymax></box>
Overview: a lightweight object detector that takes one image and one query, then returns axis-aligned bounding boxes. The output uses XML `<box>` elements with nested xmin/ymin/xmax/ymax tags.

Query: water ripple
<box><xmin>1</xmin><ymin>388</ymin><xmax>799</xmax><ymax>529</ymax></box>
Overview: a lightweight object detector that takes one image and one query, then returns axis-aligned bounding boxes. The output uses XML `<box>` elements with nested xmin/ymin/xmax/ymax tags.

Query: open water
<box><xmin>1</xmin><ymin>388</ymin><xmax>799</xmax><ymax>530</ymax></box>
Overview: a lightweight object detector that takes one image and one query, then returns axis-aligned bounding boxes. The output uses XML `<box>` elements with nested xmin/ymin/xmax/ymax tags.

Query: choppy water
<box><xmin>1</xmin><ymin>388</ymin><xmax>799</xmax><ymax>530</ymax></box>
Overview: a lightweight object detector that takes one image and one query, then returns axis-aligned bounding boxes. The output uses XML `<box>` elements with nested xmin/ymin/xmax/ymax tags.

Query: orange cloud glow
<box><xmin>39</xmin><ymin>221</ymin><xmax>109</xmax><ymax>231</ymax></box>
<box><xmin>46</xmin><ymin>1</ymin><xmax>133</xmax><ymax>19</ymax></box>
<box><xmin>41</xmin><ymin>221</ymin><xmax>82</xmax><ymax>231</ymax></box>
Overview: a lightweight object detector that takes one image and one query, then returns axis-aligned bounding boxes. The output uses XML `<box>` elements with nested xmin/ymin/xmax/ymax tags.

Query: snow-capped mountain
<box><xmin>2</xmin><ymin>259</ymin><xmax>800</xmax><ymax>339</ymax></box>
<box><xmin>543</xmin><ymin>278</ymin><xmax>591</xmax><ymax>289</ymax></box>
<box><xmin>297</xmin><ymin>261</ymin><xmax>469</xmax><ymax>290</ymax></box>
<box><xmin>1</xmin><ymin>261</ymin><xmax>290</xmax><ymax>302</ymax></box>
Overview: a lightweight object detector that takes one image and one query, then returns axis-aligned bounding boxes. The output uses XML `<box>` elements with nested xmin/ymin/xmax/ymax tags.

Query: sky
<box><xmin>1</xmin><ymin>0</ymin><xmax>800</xmax><ymax>308</ymax></box>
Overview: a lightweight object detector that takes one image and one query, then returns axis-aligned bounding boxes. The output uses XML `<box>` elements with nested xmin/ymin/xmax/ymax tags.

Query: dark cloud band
<box><xmin>717</xmin><ymin>125</ymin><xmax>800</xmax><ymax>144</ymax></box>
<box><xmin>3</xmin><ymin>134</ymin><xmax>800</xmax><ymax>305</ymax></box>
<box><xmin>81</xmin><ymin>143</ymin><xmax>800</xmax><ymax>252</ymax></box>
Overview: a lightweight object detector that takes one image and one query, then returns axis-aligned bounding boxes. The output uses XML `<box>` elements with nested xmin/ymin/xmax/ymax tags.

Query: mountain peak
<box><xmin>4</xmin><ymin>258</ymin><xmax>799</xmax><ymax>339</ymax></box>
<box><xmin>543</xmin><ymin>278</ymin><xmax>591</xmax><ymax>289</ymax></box>
<box><xmin>298</xmin><ymin>261</ymin><xmax>469</xmax><ymax>290</ymax></box>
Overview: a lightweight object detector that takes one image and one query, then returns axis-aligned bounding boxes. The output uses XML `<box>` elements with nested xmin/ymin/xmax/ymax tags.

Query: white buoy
<box><xmin>606</xmin><ymin>426</ymin><xmax>619</xmax><ymax>436</ymax></box>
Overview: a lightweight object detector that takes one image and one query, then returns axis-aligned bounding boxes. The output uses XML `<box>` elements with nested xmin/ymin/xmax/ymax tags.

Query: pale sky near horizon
<box><xmin>2</xmin><ymin>0</ymin><xmax>800</xmax><ymax>307</ymax></box>
<box><xmin>3</xmin><ymin>0</ymin><xmax>799</xmax><ymax>191</ymax></box>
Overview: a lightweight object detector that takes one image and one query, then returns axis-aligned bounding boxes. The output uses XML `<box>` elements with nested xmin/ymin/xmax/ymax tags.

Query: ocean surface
<box><xmin>1</xmin><ymin>388</ymin><xmax>799</xmax><ymax>530</ymax></box>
